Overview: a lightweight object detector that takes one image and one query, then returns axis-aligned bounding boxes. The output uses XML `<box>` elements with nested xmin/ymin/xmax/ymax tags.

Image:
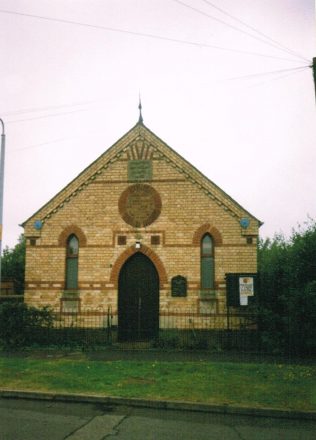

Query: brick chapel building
<box><xmin>23</xmin><ymin>114</ymin><xmax>261</xmax><ymax>341</ymax></box>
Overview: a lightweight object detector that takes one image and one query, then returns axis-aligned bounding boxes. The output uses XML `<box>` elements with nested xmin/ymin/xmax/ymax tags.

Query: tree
<box><xmin>289</xmin><ymin>219</ymin><xmax>316</xmax><ymax>288</ymax></box>
<box><xmin>1</xmin><ymin>234</ymin><xmax>25</xmax><ymax>294</ymax></box>
<box><xmin>258</xmin><ymin>219</ymin><xmax>316</xmax><ymax>355</ymax></box>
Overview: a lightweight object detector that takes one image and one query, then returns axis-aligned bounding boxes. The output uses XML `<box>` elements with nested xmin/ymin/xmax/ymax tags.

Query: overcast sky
<box><xmin>1</xmin><ymin>0</ymin><xmax>315</xmax><ymax>248</ymax></box>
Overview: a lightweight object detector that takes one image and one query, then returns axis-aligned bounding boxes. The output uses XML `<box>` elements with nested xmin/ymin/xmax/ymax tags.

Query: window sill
<box><xmin>199</xmin><ymin>290</ymin><xmax>217</xmax><ymax>300</ymax></box>
<box><xmin>62</xmin><ymin>290</ymin><xmax>80</xmax><ymax>298</ymax></box>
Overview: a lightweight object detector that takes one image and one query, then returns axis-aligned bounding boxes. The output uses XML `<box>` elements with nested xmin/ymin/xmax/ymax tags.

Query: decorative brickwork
<box><xmin>118</xmin><ymin>184</ymin><xmax>162</xmax><ymax>228</ymax></box>
<box><xmin>110</xmin><ymin>245</ymin><xmax>168</xmax><ymax>288</ymax></box>
<box><xmin>192</xmin><ymin>223</ymin><xmax>223</xmax><ymax>246</ymax></box>
<box><xmin>151</xmin><ymin>235</ymin><xmax>160</xmax><ymax>245</ymax></box>
<box><xmin>23</xmin><ymin>121</ymin><xmax>261</xmax><ymax>325</ymax></box>
<box><xmin>58</xmin><ymin>225</ymin><xmax>87</xmax><ymax>247</ymax></box>
<box><xmin>126</xmin><ymin>139</ymin><xmax>155</xmax><ymax>160</ymax></box>
<box><xmin>117</xmin><ymin>235</ymin><xmax>127</xmax><ymax>245</ymax></box>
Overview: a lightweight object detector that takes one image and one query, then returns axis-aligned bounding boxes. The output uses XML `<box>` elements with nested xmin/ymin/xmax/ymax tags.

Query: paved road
<box><xmin>1</xmin><ymin>398</ymin><xmax>316</xmax><ymax>440</ymax></box>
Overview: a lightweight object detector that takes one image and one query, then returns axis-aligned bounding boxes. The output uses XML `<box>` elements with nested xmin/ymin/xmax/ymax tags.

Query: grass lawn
<box><xmin>0</xmin><ymin>355</ymin><xmax>315</xmax><ymax>411</ymax></box>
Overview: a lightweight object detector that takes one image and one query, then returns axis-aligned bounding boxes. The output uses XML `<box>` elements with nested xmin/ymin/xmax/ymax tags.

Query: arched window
<box><xmin>65</xmin><ymin>234</ymin><xmax>79</xmax><ymax>290</ymax></box>
<box><xmin>201</xmin><ymin>234</ymin><xmax>214</xmax><ymax>289</ymax></box>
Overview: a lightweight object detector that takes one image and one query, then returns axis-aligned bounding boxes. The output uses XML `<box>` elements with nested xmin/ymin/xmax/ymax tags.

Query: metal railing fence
<box><xmin>28</xmin><ymin>308</ymin><xmax>260</xmax><ymax>351</ymax></box>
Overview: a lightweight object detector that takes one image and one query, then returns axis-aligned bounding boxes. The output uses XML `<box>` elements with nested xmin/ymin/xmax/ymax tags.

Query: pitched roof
<box><xmin>22</xmin><ymin>121</ymin><xmax>262</xmax><ymax>228</ymax></box>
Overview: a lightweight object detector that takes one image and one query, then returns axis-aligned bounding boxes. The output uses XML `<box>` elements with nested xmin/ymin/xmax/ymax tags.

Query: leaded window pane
<box><xmin>66</xmin><ymin>234</ymin><xmax>79</xmax><ymax>290</ymax></box>
<box><xmin>67</xmin><ymin>235</ymin><xmax>79</xmax><ymax>256</ymax></box>
<box><xmin>66</xmin><ymin>257</ymin><xmax>78</xmax><ymax>289</ymax></box>
<box><xmin>201</xmin><ymin>256</ymin><xmax>214</xmax><ymax>289</ymax></box>
<box><xmin>202</xmin><ymin>234</ymin><xmax>213</xmax><ymax>256</ymax></box>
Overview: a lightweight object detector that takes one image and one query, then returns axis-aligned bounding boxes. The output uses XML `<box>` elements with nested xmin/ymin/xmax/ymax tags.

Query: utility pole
<box><xmin>0</xmin><ymin>118</ymin><xmax>5</xmax><ymax>295</ymax></box>
<box><xmin>313</xmin><ymin>57</ymin><xmax>316</xmax><ymax>101</ymax></box>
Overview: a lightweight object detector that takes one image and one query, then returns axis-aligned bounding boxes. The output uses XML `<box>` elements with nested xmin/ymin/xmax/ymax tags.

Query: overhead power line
<box><xmin>2</xmin><ymin>98</ymin><xmax>103</xmax><ymax>117</ymax></box>
<box><xmin>10</xmin><ymin>129</ymin><xmax>106</xmax><ymax>153</ymax></box>
<box><xmin>172</xmin><ymin>0</ymin><xmax>309</xmax><ymax>63</ymax></box>
<box><xmin>224</xmin><ymin>65</ymin><xmax>310</xmax><ymax>81</ymax></box>
<box><xmin>200</xmin><ymin>0</ymin><xmax>309</xmax><ymax>62</ymax></box>
<box><xmin>10</xmin><ymin>137</ymin><xmax>72</xmax><ymax>153</ymax></box>
<box><xmin>249</xmin><ymin>66</ymin><xmax>308</xmax><ymax>88</ymax></box>
<box><xmin>6</xmin><ymin>108</ymin><xmax>86</xmax><ymax>124</ymax></box>
<box><xmin>0</xmin><ymin>9</ymin><xmax>303</xmax><ymax>62</ymax></box>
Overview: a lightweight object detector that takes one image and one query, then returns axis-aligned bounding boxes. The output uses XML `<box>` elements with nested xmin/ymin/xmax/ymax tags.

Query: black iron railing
<box><xmin>27</xmin><ymin>308</ymin><xmax>259</xmax><ymax>351</ymax></box>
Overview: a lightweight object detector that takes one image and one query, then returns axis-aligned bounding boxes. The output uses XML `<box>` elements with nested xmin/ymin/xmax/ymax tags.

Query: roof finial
<box><xmin>138</xmin><ymin>95</ymin><xmax>143</xmax><ymax>124</ymax></box>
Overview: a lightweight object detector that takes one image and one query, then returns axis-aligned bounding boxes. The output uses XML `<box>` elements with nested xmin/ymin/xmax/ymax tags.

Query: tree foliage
<box><xmin>258</xmin><ymin>219</ymin><xmax>316</xmax><ymax>355</ymax></box>
<box><xmin>0</xmin><ymin>302</ymin><xmax>53</xmax><ymax>348</ymax></box>
<box><xmin>1</xmin><ymin>234</ymin><xmax>25</xmax><ymax>294</ymax></box>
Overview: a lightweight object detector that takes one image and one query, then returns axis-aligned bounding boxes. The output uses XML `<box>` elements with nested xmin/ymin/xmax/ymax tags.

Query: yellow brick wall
<box><xmin>23</xmin><ymin>124</ymin><xmax>260</xmax><ymax>320</ymax></box>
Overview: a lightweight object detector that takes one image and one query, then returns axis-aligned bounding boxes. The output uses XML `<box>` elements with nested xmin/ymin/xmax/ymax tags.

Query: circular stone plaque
<box><xmin>240</xmin><ymin>217</ymin><xmax>250</xmax><ymax>229</ymax></box>
<box><xmin>119</xmin><ymin>184</ymin><xmax>162</xmax><ymax>227</ymax></box>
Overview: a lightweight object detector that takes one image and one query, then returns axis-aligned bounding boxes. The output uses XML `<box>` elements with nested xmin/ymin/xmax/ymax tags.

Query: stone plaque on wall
<box><xmin>128</xmin><ymin>160</ymin><xmax>152</xmax><ymax>181</ymax></box>
<box><xmin>171</xmin><ymin>275</ymin><xmax>187</xmax><ymax>297</ymax></box>
<box><xmin>119</xmin><ymin>184</ymin><xmax>162</xmax><ymax>228</ymax></box>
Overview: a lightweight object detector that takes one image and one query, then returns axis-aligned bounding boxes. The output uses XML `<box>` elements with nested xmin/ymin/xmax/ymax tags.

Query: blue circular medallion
<box><xmin>240</xmin><ymin>218</ymin><xmax>250</xmax><ymax>229</ymax></box>
<box><xmin>34</xmin><ymin>220</ymin><xmax>43</xmax><ymax>230</ymax></box>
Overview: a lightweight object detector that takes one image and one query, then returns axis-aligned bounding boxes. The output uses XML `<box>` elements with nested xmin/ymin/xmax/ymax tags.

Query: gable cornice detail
<box><xmin>154</xmin><ymin>147</ymin><xmax>240</xmax><ymax>221</ymax></box>
<box><xmin>39</xmin><ymin>136</ymin><xmax>240</xmax><ymax>224</ymax></box>
<box><xmin>40</xmin><ymin>137</ymin><xmax>142</xmax><ymax>223</ymax></box>
<box><xmin>24</xmin><ymin>123</ymin><xmax>258</xmax><ymax>227</ymax></box>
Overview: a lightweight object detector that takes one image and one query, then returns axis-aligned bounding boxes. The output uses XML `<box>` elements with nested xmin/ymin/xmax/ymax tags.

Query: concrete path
<box><xmin>1</xmin><ymin>397</ymin><xmax>316</xmax><ymax>440</ymax></box>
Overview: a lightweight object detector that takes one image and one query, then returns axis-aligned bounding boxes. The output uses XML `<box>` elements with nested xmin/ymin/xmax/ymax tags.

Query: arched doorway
<box><xmin>118</xmin><ymin>252</ymin><xmax>159</xmax><ymax>342</ymax></box>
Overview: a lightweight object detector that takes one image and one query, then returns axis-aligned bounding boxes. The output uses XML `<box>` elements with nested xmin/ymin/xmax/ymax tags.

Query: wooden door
<box><xmin>118</xmin><ymin>253</ymin><xmax>159</xmax><ymax>341</ymax></box>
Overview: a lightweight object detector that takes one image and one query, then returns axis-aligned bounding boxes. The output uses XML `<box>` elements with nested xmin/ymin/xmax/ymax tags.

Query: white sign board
<box><xmin>239</xmin><ymin>276</ymin><xmax>254</xmax><ymax>306</ymax></box>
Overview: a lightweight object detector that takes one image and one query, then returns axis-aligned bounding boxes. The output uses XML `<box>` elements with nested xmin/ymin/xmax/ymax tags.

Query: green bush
<box><xmin>0</xmin><ymin>302</ymin><xmax>53</xmax><ymax>349</ymax></box>
<box><xmin>1</xmin><ymin>235</ymin><xmax>25</xmax><ymax>294</ymax></box>
<box><xmin>152</xmin><ymin>331</ymin><xmax>182</xmax><ymax>349</ymax></box>
<box><xmin>258</xmin><ymin>219</ymin><xmax>316</xmax><ymax>355</ymax></box>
